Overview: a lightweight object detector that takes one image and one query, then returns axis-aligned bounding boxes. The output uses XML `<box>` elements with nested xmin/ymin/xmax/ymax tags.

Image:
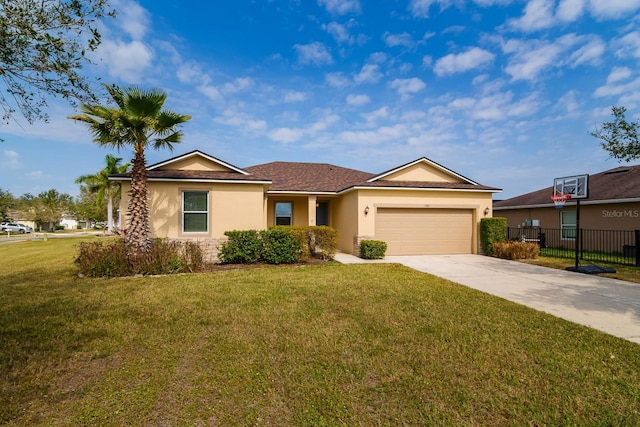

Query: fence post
<box><xmin>635</xmin><ymin>230</ymin><xmax>640</xmax><ymax>267</ymax></box>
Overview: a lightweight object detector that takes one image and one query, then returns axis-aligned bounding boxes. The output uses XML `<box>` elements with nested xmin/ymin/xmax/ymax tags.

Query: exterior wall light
<box><xmin>364</xmin><ymin>206</ymin><xmax>370</xmax><ymax>215</ymax></box>
<box><xmin>484</xmin><ymin>207</ymin><xmax>490</xmax><ymax>216</ymax></box>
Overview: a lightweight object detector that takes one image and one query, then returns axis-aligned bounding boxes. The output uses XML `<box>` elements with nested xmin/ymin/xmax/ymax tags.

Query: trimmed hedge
<box><xmin>360</xmin><ymin>239</ymin><xmax>387</xmax><ymax>260</ymax></box>
<box><xmin>480</xmin><ymin>217</ymin><xmax>507</xmax><ymax>256</ymax></box>
<box><xmin>218</xmin><ymin>226</ymin><xmax>338</xmax><ymax>265</ymax></box>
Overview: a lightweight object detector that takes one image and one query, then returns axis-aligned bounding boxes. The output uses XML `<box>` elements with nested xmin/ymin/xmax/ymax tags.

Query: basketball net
<box><xmin>550</xmin><ymin>193</ymin><xmax>572</xmax><ymax>209</ymax></box>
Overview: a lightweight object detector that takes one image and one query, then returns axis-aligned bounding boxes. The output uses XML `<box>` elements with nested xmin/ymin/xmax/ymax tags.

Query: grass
<box><xmin>1</xmin><ymin>237</ymin><xmax>640</xmax><ymax>425</ymax></box>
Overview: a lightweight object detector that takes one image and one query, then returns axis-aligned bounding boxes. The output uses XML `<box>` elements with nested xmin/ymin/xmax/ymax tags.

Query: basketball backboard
<box><xmin>553</xmin><ymin>174</ymin><xmax>589</xmax><ymax>199</ymax></box>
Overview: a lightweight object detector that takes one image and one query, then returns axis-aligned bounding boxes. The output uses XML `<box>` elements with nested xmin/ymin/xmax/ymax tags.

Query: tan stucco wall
<box><xmin>332</xmin><ymin>191</ymin><xmax>360</xmax><ymax>253</ymax></box>
<box><xmin>496</xmin><ymin>202</ymin><xmax>640</xmax><ymax>231</ymax></box>
<box><xmin>383</xmin><ymin>163</ymin><xmax>459</xmax><ymax>182</ymax></box>
<box><xmin>159</xmin><ymin>157</ymin><xmax>233</xmax><ymax>172</ymax></box>
<box><xmin>119</xmin><ymin>181</ymin><xmax>265</xmax><ymax>238</ymax></box>
<box><xmin>353</xmin><ymin>189</ymin><xmax>494</xmax><ymax>254</ymax></box>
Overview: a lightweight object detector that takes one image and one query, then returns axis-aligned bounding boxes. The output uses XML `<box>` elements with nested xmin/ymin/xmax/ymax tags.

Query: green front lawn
<box><xmin>1</xmin><ymin>238</ymin><xmax>639</xmax><ymax>425</ymax></box>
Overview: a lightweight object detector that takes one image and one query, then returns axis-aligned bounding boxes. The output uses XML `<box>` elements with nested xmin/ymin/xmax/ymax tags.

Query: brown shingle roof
<box><xmin>111</xmin><ymin>169</ymin><xmax>270</xmax><ymax>182</ymax></box>
<box><xmin>494</xmin><ymin>165</ymin><xmax>640</xmax><ymax>208</ymax></box>
<box><xmin>355</xmin><ymin>180</ymin><xmax>499</xmax><ymax>191</ymax></box>
<box><xmin>244</xmin><ymin>162</ymin><xmax>375</xmax><ymax>192</ymax></box>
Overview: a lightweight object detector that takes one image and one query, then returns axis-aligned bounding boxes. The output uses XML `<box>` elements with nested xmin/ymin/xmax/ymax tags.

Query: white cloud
<box><xmin>556</xmin><ymin>0</ymin><xmax>585</xmax><ymax>22</ymax></box>
<box><xmin>346</xmin><ymin>94</ymin><xmax>371</xmax><ymax>106</ymax></box>
<box><xmin>354</xmin><ymin>64</ymin><xmax>383</xmax><ymax>84</ymax></box>
<box><xmin>408</xmin><ymin>0</ymin><xmax>448</xmax><ymax>18</ymax></box>
<box><xmin>507</xmin><ymin>0</ymin><xmax>555</xmax><ymax>32</ymax></box>
<box><xmin>176</xmin><ymin>62</ymin><xmax>209</xmax><ymax>85</ymax></box>
<box><xmin>95</xmin><ymin>40</ymin><xmax>153</xmax><ymax>83</ymax></box>
<box><xmin>318</xmin><ymin>0</ymin><xmax>361</xmax><ymax>15</ymax></box>
<box><xmin>323</xmin><ymin>22</ymin><xmax>351</xmax><ymax>44</ymax></box>
<box><xmin>113</xmin><ymin>0</ymin><xmax>150</xmax><ymax>40</ymax></box>
<box><xmin>509</xmin><ymin>0</ymin><xmax>640</xmax><ymax>31</ymax></box>
<box><xmin>434</xmin><ymin>47</ymin><xmax>495</xmax><ymax>76</ymax></box>
<box><xmin>325</xmin><ymin>72</ymin><xmax>350</xmax><ymax>88</ymax></box>
<box><xmin>214</xmin><ymin>110</ymin><xmax>267</xmax><ymax>133</ymax></box>
<box><xmin>568</xmin><ymin>36</ymin><xmax>605</xmax><ymax>67</ymax></box>
<box><xmin>2</xmin><ymin>150</ymin><xmax>21</xmax><ymax>169</ymax></box>
<box><xmin>198</xmin><ymin>85</ymin><xmax>223</xmax><ymax>102</ymax></box>
<box><xmin>383</xmin><ymin>32</ymin><xmax>414</xmax><ymax>48</ymax></box>
<box><xmin>221</xmin><ymin>77</ymin><xmax>254</xmax><ymax>95</ymax></box>
<box><xmin>389</xmin><ymin>78</ymin><xmax>426</xmax><ymax>98</ymax></box>
<box><xmin>367</xmin><ymin>52</ymin><xmax>388</xmax><ymax>64</ymax></box>
<box><xmin>269</xmin><ymin>127</ymin><xmax>305</xmax><ymax>144</ymax></box>
<box><xmin>309</xmin><ymin>113</ymin><xmax>340</xmax><ymax>133</ymax></box>
<box><xmin>607</xmin><ymin>67</ymin><xmax>632</xmax><ymax>84</ymax></box>
<box><xmin>294</xmin><ymin>42</ymin><xmax>333</xmax><ymax>66</ymax></box>
<box><xmin>613</xmin><ymin>31</ymin><xmax>640</xmax><ymax>59</ymax></box>
<box><xmin>501</xmin><ymin>36</ymin><xmax>573</xmax><ymax>81</ymax></box>
<box><xmin>447</xmin><ymin>91</ymin><xmax>541</xmax><ymax>121</ymax></box>
<box><xmin>363</xmin><ymin>106</ymin><xmax>389</xmax><ymax>124</ymax></box>
<box><xmin>594</xmin><ymin>72</ymin><xmax>640</xmax><ymax>98</ymax></box>
<box><xmin>588</xmin><ymin>0</ymin><xmax>640</xmax><ymax>19</ymax></box>
<box><xmin>284</xmin><ymin>91</ymin><xmax>306</xmax><ymax>103</ymax></box>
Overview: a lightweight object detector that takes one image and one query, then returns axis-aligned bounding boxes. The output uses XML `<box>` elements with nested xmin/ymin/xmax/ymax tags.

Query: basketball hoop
<box><xmin>551</xmin><ymin>193</ymin><xmax>572</xmax><ymax>209</ymax></box>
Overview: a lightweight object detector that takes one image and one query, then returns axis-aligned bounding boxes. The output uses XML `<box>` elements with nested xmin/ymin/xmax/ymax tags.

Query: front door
<box><xmin>316</xmin><ymin>202</ymin><xmax>329</xmax><ymax>226</ymax></box>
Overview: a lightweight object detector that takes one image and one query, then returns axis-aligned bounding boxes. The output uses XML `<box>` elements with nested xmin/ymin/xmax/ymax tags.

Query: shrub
<box><xmin>218</xmin><ymin>230</ymin><xmax>262</xmax><ymax>264</ymax></box>
<box><xmin>311</xmin><ymin>226</ymin><xmax>338</xmax><ymax>260</ymax></box>
<box><xmin>480</xmin><ymin>217</ymin><xmax>507</xmax><ymax>256</ymax></box>
<box><xmin>218</xmin><ymin>226</ymin><xmax>338</xmax><ymax>265</ymax></box>
<box><xmin>273</xmin><ymin>226</ymin><xmax>310</xmax><ymax>261</ymax></box>
<box><xmin>492</xmin><ymin>241</ymin><xmax>539</xmax><ymax>260</ymax></box>
<box><xmin>261</xmin><ymin>228</ymin><xmax>302</xmax><ymax>264</ymax></box>
<box><xmin>76</xmin><ymin>238</ymin><xmax>206</xmax><ymax>277</ymax></box>
<box><xmin>76</xmin><ymin>239</ymin><xmax>130</xmax><ymax>277</ymax></box>
<box><xmin>360</xmin><ymin>240</ymin><xmax>387</xmax><ymax>259</ymax></box>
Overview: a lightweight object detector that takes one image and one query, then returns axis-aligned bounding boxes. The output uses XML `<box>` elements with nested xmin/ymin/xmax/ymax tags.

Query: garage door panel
<box><xmin>376</xmin><ymin>208</ymin><xmax>472</xmax><ymax>255</ymax></box>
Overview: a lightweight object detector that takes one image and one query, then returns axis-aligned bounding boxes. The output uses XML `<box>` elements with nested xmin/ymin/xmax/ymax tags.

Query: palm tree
<box><xmin>69</xmin><ymin>84</ymin><xmax>191</xmax><ymax>260</ymax></box>
<box><xmin>75</xmin><ymin>154</ymin><xmax>130</xmax><ymax>233</ymax></box>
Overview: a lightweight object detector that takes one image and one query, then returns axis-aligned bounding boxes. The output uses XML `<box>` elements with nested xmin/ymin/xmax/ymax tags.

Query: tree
<box><xmin>0</xmin><ymin>0</ymin><xmax>114</xmax><ymax>124</ymax></box>
<box><xmin>0</xmin><ymin>188</ymin><xmax>15</xmax><ymax>221</ymax></box>
<box><xmin>72</xmin><ymin>185</ymin><xmax>107</xmax><ymax>227</ymax></box>
<box><xmin>34</xmin><ymin>189</ymin><xmax>73</xmax><ymax>231</ymax></box>
<box><xmin>75</xmin><ymin>154</ymin><xmax>130</xmax><ymax>233</ymax></box>
<box><xmin>69</xmin><ymin>84</ymin><xmax>191</xmax><ymax>260</ymax></box>
<box><xmin>591</xmin><ymin>106</ymin><xmax>640</xmax><ymax>162</ymax></box>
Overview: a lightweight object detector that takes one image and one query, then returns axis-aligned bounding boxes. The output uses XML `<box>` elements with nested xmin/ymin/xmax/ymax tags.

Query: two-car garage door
<box><xmin>375</xmin><ymin>208</ymin><xmax>473</xmax><ymax>255</ymax></box>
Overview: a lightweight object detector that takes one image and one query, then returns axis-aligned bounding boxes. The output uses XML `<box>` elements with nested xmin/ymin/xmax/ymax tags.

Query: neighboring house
<box><xmin>493</xmin><ymin>164</ymin><xmax>640</xmax><ymax>233</ymax></box>
<box><xmin>111</xmin><ymin>150</ymin><xmax>500</xmax><ymax>258</ymax></box>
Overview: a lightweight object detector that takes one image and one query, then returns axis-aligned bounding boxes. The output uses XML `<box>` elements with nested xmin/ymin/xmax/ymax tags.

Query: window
<box><xmin>561</xmin><ymin>210</ymin><xmax>576</xmax><ymax>240</ymax></box>
<box><xmin>275</xmin><ymin>202</ymin><xmax>292</xmax><ymax>225</ymax></box>
<box><xmin>183</xmin><ymin>191</ymin><xmax>208</xmax><ymax>233</ymax></box>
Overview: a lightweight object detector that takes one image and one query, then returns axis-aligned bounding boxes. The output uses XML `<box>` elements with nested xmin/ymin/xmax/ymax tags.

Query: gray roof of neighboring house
<box><xmin>494</xmin><ymin>165</ymin><xmax>640</xmax><ymax>209</ymax></box>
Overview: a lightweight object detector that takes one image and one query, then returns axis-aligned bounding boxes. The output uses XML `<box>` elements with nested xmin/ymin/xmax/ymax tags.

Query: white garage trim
<box><xmin>375</xmin><ymin>207</ymin><xmax>473</xmax><ymax>255</ymax></box>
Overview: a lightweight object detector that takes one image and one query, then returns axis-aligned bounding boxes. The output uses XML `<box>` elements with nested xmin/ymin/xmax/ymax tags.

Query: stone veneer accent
<box><xmin>170</xmin><ymin>237</ymin><xmax>228</xmax><ymax>263</ymax></box>
<box><xmin>352</xmin><ymin>235</ymin><xmax>374</xmax><ymax>258</ymax></box>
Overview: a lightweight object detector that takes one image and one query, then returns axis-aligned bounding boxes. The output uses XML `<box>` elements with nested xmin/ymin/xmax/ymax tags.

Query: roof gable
<box><xmin>148</xmin><ymin>150</ymin><xmax>249</xmax><ymax>175</ymax></box>
<box><xmin>369</xmin><ymin>158</ymin><xmax>478</xmax><ymax>185</ymax></box>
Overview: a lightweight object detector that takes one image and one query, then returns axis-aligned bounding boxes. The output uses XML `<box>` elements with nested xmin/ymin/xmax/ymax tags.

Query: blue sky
<box><xmin>2</xmin><ymin>0</ymin><xmax>640</xmax><ymax>199</ymax></box>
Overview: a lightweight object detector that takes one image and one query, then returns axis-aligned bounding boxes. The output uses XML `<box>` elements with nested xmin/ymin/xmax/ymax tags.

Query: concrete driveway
<box><xmin>335</xmin><ymin>253</ymin><xmax>640</xmax><ymax>344</ymax></box>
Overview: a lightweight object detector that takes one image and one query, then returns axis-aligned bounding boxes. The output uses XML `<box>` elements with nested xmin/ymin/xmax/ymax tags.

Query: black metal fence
<box><xmin>507</xmin><ymin>227</ymin><xmax>640</xmax><ymax>267</ymax></box>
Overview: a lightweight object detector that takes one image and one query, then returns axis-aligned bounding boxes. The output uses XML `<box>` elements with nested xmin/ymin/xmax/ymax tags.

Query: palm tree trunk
<box><xmin>125</xmin><ymin>146</ymin><xmax>151</xmax><ymax>261</ymax></box>
<box><xmin>107</xmin><ymin>195</ymin><xmax>113</xmax><ymax>233</ymax></box>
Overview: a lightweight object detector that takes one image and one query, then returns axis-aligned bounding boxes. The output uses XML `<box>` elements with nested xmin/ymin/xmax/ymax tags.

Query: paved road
<box><xmin>335</xmin><ymin>253</ymin><xmax>640</xmax><ymax>344</ymax></box>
